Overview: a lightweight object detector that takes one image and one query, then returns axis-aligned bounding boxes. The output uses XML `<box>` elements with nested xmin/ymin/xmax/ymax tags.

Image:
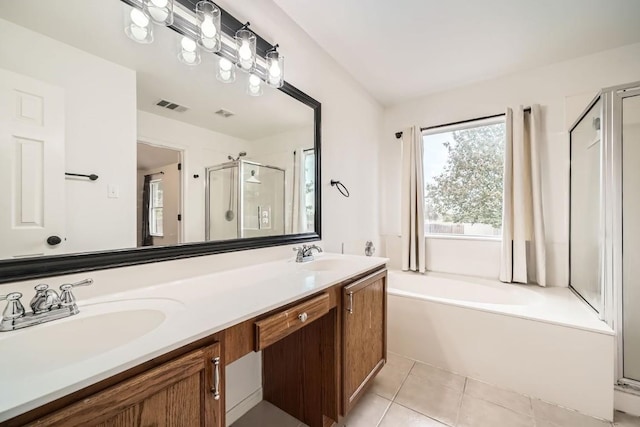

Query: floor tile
<box><xmin>342</xmin><ymin>392</ymin><xmax>391</xmax><ymax>427</ymax></box>
<box><xmin>532</xmin><ymin>399</ymin><xmax>612</xmax><ymax>427</ymax></box>
<box><xmin>379</xmin><ymin>403</ymin><xmax>448</xmax><ymax>427</ymax></box>
<box><xmin>369</xmin><ymin>362</ymin><xmax>411</xmax><ymax>400</ymax></box>
<box><xmin>410</xmin><ymin>362</ymin><xmax>466</xmax><ymax>392</ymax></box>
<box><xmin>457</xmin><ymin>394</ymin><xmax>534</xmax><ymax>427</ymax></box>
<box><xmin>395</xmin><ymin>374</ymin><xmax>462</xmax><ymax>426</ymax></box>
<box><xmin>387</xmin><ymin>352</ymin><xmax>416</xmax><ymax>373</ymax></box>
<box><xmin>615</xmin><ymin>410</ymin><xmax>640</xmax><ymax>426</ymax></box>
<box><xmin>464</xmin><ymin>378</ymin><xmax>532</xmax><ymax>416</ymax></box>
<box><xmin>231</xmin><ymin>400</ymin><xmax>302</xmax><ymax>427</ymax></box>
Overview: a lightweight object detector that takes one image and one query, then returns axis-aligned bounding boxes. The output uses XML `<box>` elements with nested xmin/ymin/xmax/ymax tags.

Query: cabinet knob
<box><xmin>298</xmin><ymin>312</ymin><xmax>308</xmax><ymax>322</ymax></box>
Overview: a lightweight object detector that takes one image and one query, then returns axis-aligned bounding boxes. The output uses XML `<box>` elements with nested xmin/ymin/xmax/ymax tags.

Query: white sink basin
<box><xmin>0</xmin><ymin>298</ymin><xmax>181</xmax><ymax>381</ymax></box>
<box><xmin>302</xmin><ymin>258</ymin><xmax>354</xmax><ymax>271</ymax></box>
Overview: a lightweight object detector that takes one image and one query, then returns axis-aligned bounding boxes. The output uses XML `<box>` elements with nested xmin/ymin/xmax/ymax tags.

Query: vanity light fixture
<box><xmin>125</xmin><ymin>7</ymin><xmax>154</xmax><ymax>44</ymax></box>
<box><xmin>247</xmin><ymin>74</ymin><xmax>263</xmax><ymax>97</ymax></box>
<box><xmin>265</xmin><ymin>46</ymin><xmax>284</xmax><ymax>88</ymax></box>
<box><xmin>196</xmin><ymin>1</ymin><xmax>221</xmax><ymax>52</ymax></box>
<box><xmin>143</xmin><ymin>0</ymin><xmax>174</xmax><ymax>26</ymax></box>
<box><xmin>235</xmin><ymin>25</ymin><xmax>257</xmax><ymax>72</ymax></box>
<box><xmin>121</xmin><ymin>0</ymin><xmax>285</xmax><ymax>94</ymax></box>
<box><xmin>178</xmin><ymin>36</ymin><xmax>201</xmax><ymax>66</ymax></box>
<box><xmin>217</xmin><ymin>57</ymin><xmax>236</xmax><ymax>83</ymax></box>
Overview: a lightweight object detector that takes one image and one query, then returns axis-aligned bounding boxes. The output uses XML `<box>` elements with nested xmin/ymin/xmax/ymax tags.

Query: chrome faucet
<box><xmin>293</xmin><ymin>244</ymin><xmax>323</xmax><ymax>262</ymax></box>
<box><xmin>0</xmin><ymin>278</ymin><xmax>93</xmax><ymax>332</ymax></box>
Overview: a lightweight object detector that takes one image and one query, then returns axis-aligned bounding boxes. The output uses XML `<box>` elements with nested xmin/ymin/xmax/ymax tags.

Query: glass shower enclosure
<box><xmin>205</xmin><ymin>160</ymin><xmax>285</xmax><ymax>241</ymax></box>
<box><xmin>569</xmin><ymin>81</ymin><xmax>640</xmax><ymax>388</ymax></box>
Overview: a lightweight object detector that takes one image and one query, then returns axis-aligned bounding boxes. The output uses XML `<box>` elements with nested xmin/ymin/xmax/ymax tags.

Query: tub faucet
<box><xmin>293</xmin><ymin>244</ymin><xmax>323</xmax><ymax>262</ymax></box>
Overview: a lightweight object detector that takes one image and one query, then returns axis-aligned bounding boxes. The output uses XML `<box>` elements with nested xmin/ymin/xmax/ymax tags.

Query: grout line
<box><xmin>390</xmin><ymin>361</ymin><xmax>415</xmax><ymax>401</ymax></box>
<box><xmin>392</xmin><ymin>401</ymin><xmax>456</xmax><ymax>427</ymax></box>
<box><xmin>454</xmin><ymin>377</ymin><xmax>468</xmax><ymax>426</ymax></box>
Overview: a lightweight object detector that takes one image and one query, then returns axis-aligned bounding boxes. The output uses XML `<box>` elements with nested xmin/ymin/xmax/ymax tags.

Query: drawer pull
<box><xmin>211</xmin><ymin>356</ymin><xmax>220</xmax><ymax>400</ymax></box>
<box><xmin>298</xmin><ymin>312</ymin><xmax>308</xmax><ymax>322</ymax></box>
<box><xmin>347</xmin><ymin>291</ymin><xmax>354</xmax><ymax>314</ymax></box>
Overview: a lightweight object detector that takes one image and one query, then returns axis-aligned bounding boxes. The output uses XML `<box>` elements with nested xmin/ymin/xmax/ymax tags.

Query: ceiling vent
<box><xmin>215</xmin><ymin>109</ymin><xmax>235</xmax><ymax>118</ymax></box>
<box><xmin>155</xmin><ymin>99</ymin><xmax>188</xmax><ymax>113</ymax></box>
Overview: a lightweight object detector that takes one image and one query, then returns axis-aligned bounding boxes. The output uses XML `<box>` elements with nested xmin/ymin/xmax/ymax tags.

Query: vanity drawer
<box><xmin>255</xmin><ymin>293</ymin><xmax>330</xmax><ymax>350</ymax></box>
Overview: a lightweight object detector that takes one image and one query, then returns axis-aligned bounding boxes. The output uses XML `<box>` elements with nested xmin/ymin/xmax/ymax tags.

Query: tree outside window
<box><xmin>423</xmin><ymin>120</ymin><xmax>505</xmax><ymax>237</ymax></box>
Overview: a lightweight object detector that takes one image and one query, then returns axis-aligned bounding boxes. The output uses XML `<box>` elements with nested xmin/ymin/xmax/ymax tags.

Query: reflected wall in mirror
<box><xmin>0</xmin><ymin>0</ymin><xmax>318</xmax><ymax>268</ymax></box>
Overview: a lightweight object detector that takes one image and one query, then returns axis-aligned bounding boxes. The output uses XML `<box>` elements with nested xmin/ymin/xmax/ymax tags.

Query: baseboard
<box><xmin>615</xmin><ymin>386</ymin><xmax>640</xmax><ymax>417</ymax></box>
<box><xmin>226</xmin><ymin>388</ymin><xmax>263</xmax><ymax>426</ymax></box>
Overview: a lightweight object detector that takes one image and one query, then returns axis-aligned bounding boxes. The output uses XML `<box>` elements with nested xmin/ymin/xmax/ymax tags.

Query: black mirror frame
<box><xmin>0</xmin><ymin>82</ymin><xmax>321</xmax><ymax>284</ymax></box>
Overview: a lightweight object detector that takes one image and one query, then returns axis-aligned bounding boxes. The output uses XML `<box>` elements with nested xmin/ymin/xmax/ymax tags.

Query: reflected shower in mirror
<box><xmin>0</xmin><ymin>0</ymin><xmax>317</xmax><ymax>263</ymax></box>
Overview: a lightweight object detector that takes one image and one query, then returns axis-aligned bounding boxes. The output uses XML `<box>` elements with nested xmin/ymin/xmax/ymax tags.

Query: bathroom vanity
<box><xmin>0</xmin><ymin>255</ymin><xmax>387</xmax><ymax>427</ymax></box>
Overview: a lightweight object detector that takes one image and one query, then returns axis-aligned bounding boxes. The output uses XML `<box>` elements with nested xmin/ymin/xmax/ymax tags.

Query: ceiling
<box><xmin>273</xmin><ymin>0</ymin><xmax>640</xmax><ymax>106</ymax></box>
<box><xmin>0</xmin><ymin>0</ymin><xmax>313</xmax><ymax>140</ymax></box>
<box><xmin>137</xmin><ymin>143</ymin><xmax>181</xmax><ymax>170</ymax></box>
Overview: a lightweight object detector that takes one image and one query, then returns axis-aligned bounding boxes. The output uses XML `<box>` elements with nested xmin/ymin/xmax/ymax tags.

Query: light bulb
<box><xmin>219</xmin><ymin>70</ymin><xmax>231</xmax><ymax>81</ymax></box>
<box><xmin>150</xmin><ymin>0</ymin><xmax>168</xmax><ymax>7</ymax></box>
<box><xmin>249</xmin><ymin>74</ymin><xmax>261</xmax><ymax>86</ymax></box>
<box><xmin>269</xmin><ymin>62</ymin><xmax>281</xmax><ymax>78</ymax></box>
<box><xmin>130</xmin><ymin>25</ymin><xmax>149</xmax><ymax>41</ymax></box>
<box><xmin>239</xmin><ymin>41</ymin><xmax>252</xmax><ymax>61</ymax></box>
<box><xmin>181</xmin><ymin>37</ymin><xmax>197</xmax><ymax>52</ymax></box>
<box><xmin>219</xmin><ymin>57</ymin><xmax>232</xmax><ymax>71</ymax></box>
<box><xmin>130</xmin><ymin>8</ymin><xmax>149</xmax><ymax>27</ymax></box>
<box><xmin>201</xmin><ymin>15</ymin><xmax>217</xmax><ymax>38</ymax></box>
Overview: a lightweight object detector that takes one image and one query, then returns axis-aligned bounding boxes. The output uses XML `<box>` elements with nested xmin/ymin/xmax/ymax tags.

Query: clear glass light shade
<box><xmin>196</xmin><ymin>1</ymin><xmax>221</xmax><ymax>52</ymax></box>
<box><xmin>216</xmin><ymin>57</ymin><xmax>236</xmax><ymax>83</ymax></box>
<box><xmin>143</xmin><ymin>0</ymin><xmax>174</xmax><ymax>26</ymax></box>
<box><xmin>125</xmin><ymin>8</ymin><xmax>154</xmax><ymax>44</ymax></box>
<box><xmin>265</xmin><ymin>51</ymin><xmax>284</xmax><ymax>88</ymax></box>
<box><xmin>235</xmin><ymin>29</ymin><xmax>256</xmax><ymax>72</ymax></box>
<box><xmin>178</xmin><ymin>37</ymin><xmax>201</xmax><ymax>66</ymax></box>
<box><xmin>247</xmin><ymin>74</ymin><xmax>263</xmax><ymax>97</ymax></box>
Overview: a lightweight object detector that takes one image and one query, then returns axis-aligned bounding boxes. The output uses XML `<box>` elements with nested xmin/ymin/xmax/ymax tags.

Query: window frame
<box><xmin>422</xmin><ymin>114</ymin><xmax>506</xmax><ymax>240</ymax></box>
<box><xmin>149</xmin><ymin>179</ymin><xmax>164</xmax><ymax>237</ymax></box>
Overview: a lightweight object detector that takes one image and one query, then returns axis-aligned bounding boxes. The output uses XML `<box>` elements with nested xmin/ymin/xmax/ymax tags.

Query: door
<box><xmin>25</xmin><ymin>342</ymin><xmax>224</xmax><ymax>427</ymax></box>
<box><xmin>0</xmin><ymin>68</ymin><xmax>65</xmax><ymax>259</ymax></box>
<box><xmin>342</xmin><ymin>269</ymin><xmax>387</xmax><ymax>414</ymax></box>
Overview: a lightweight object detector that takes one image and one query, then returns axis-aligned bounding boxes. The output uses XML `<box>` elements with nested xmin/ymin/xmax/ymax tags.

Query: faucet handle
<box><xmin>0</xmin><ymin>292</ymin><xmax>25</xmax><ymax>320</ymax></box>
<box><xmin>59</xmin><ymin>278</ymin><xmax>93</xmax><ymax>307</ymax></box>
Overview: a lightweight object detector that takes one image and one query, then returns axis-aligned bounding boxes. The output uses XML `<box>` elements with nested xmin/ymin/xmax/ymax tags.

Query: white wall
<box><xmin>0</xmin><ymin>18</ymin><xmax>137</xmax><ymax>254</ymax></box>
<box><xmin>381</xmin><ymin>42</ymin><xmax>640</xmax><ymax>285</ymax></box>
<box><xmin>137</xmin><ymin>110</ymin><xmax>251</xmax><ymax>243</ymax></box>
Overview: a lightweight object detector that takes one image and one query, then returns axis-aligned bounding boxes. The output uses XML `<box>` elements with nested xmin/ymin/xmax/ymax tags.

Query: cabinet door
<box><xmin>342</xmin><ymin>270</ymin><xmax>386</xmax><ymax>414</ymax></box>
<box><xmin>27</xmin><ymin>342</ymin><xmax>224</xmax><ymax>427</ymax></box>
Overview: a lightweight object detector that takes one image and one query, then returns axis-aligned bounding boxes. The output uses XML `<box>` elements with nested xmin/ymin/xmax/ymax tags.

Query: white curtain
<box><xmin>291</xmin><ymin>148</ymin><xmax>307</xmax><ymax>234</ymax></box>
<box><xmin>500</xmin><ymin>105</ymin><xmax>547</xmax><ymax>286</ymax></box>
<box><xmin>401</xmin><ymin>126</ymin><xmax>426</xmax><ymax>273</ymax></box>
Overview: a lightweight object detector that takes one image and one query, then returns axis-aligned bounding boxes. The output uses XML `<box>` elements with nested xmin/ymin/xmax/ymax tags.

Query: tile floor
<box><xmin>233</xmin><ymin>352</ymin><xmax>640</xmax><ymax>427</ymax></box>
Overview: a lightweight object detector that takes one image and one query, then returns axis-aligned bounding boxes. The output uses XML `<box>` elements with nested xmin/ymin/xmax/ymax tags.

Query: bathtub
<box><xmin>387</xmin><ymin>270</ymin><xmax>615</xmax><ymax>421</ymax></box>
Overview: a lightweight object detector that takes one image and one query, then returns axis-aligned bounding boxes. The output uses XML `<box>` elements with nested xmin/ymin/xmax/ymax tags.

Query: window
<box><xmin>303</xmin><ymin>149</ymin><xmax>315</xmax><ymax>232</ymax></box>
<box><xmin>149</xmin><ymin>179</ymin><xmax>164</xmax><ymax>237</ymax></box>
<box><xmin>423</xmin><ymin>117</ymin><xmax>505</xmax><ymax>237</ymax></box>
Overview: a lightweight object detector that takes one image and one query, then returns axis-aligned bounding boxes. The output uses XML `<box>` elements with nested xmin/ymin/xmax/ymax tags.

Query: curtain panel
<box><xmin>401</xmin><ymin>126</ymin><xmax>426</xmax><ymax>273</ymax></box>
<box><xmin>500</xmin><ymin>105</ymin><xmax>547</xmax><ymax>286</ymax></box>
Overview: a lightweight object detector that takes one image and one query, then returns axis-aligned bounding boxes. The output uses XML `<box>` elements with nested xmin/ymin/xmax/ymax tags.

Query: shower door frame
<box><xmin>610</xmin><ymin>82</ymin><xmax>640</xmax><ymax>389</ymax></box>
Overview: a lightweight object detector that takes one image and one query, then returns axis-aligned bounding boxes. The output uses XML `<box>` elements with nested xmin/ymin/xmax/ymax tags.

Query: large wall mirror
<box><xmin>0</xmin><ymin>0</ymin><xmax>321</xmax><ymax>283</ymax></box>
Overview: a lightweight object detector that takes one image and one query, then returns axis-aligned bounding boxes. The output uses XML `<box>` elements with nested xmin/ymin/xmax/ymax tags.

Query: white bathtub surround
<box><xmin>500</xmin><ymin>105</ymin><xmax>547</xmax><ymax>286</ymax></box>
<box><xmin>400</xmin><ymin>125</ymin><xmax>426</xmax><ymax>273</ymax></box>
<box><xmin>0</xmin><ymin>252</ymin><xmax>387</xmax><ymax>422</ymax></box>
<box><xmin>387</xmin><ymin>270</ymin><xmax>615</xmax><ymax>420</ymax></box>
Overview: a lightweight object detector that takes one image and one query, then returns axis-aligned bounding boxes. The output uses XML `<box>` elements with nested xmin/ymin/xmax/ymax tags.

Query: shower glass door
<box><xmin>206</xmin><ymin>164</ymin><xmax>239</xmax><ymax>241</ymax></box>
<box><xmin>239</xmin><ymin>161</ymin><xmax>285</xmax><ymax>238</ymax></box>
<box><xmin>570</xmin><ymin>97</ymin><xmax>603</xmax><ymax>313</ymax></box>
<box><xmin>622</xmin><ymin>93</ymin><xmax>640</xmax><ymax>383</ymax></box>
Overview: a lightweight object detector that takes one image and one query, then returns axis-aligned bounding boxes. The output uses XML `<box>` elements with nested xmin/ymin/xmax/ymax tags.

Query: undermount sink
<box><xmin>301</xmin><ymin>258</ymin><xmax>354</xmax><ymax>271</ymax></box>
<box><xmin>0</xmin><ymin>298</ymin><xmax>181</xmax><ymax>381</ymax></box>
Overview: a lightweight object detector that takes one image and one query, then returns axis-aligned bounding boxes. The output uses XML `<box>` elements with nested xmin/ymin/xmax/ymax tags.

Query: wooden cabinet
<box><xmin>24</xmin><ymin>342</ymin><xmax>224</xmax><ymax>427</ymax></box>
<box><xmin>342</xmin><ymin>270</ymin><xmax>387</xmax><ymax>414</ymax></box>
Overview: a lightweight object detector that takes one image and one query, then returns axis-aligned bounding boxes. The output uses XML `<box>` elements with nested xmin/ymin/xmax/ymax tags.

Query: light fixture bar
<box><xmin>120</xmin><ymin>0</ymin><xmax>276</xmax><ymax>83</ymax></box>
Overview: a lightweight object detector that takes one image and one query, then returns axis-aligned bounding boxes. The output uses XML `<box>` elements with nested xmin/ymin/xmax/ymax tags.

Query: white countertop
<box><xmin>0</xmin><ymin>253</ymin><xmax>387</xmax><ymax>422</ymax></box>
